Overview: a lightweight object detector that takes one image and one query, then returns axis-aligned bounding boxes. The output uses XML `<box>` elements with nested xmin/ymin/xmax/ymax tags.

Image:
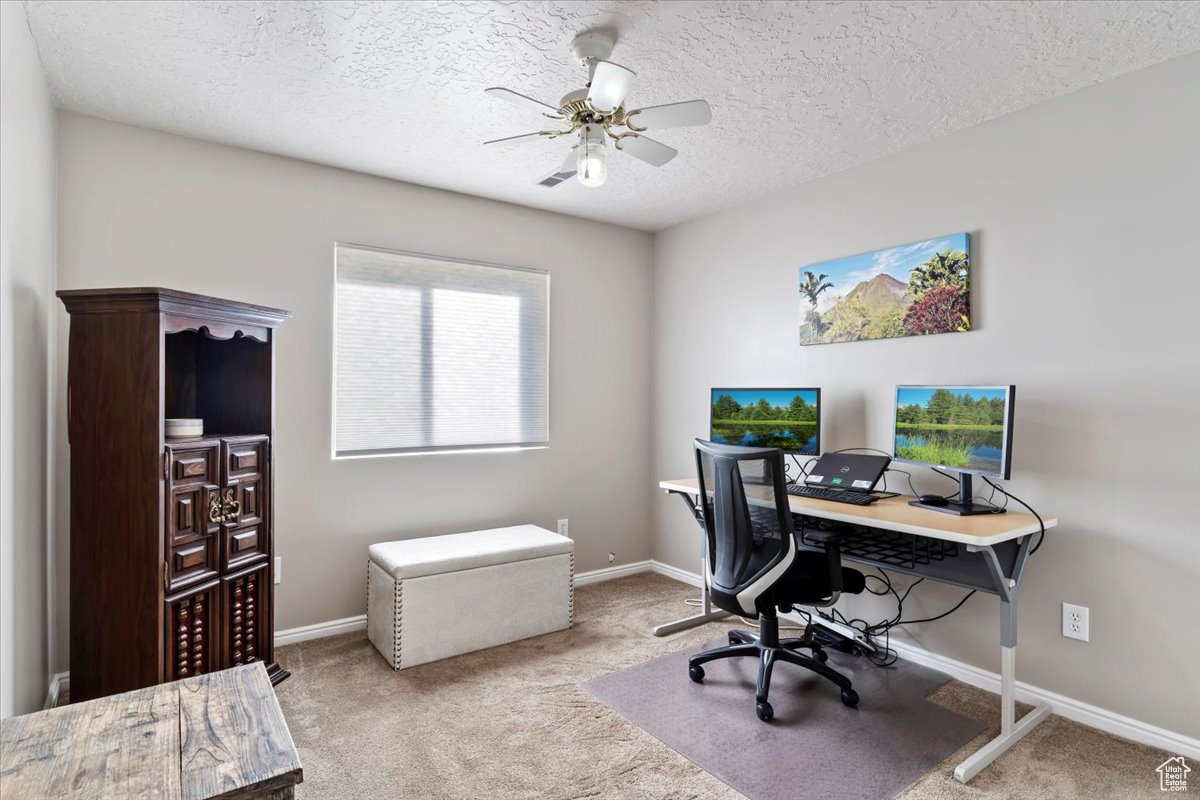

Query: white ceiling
<box><xmin>23</xmin><ymin>1</ymin><xmax>1200</xmax><ymax>232</ymax></box>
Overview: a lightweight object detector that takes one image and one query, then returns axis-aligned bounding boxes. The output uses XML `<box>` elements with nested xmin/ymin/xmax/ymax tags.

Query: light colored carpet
<box><xmin>274</xmin><ymin>573</ymin><xmax>1173</xmax><ymax>799</ymax></box>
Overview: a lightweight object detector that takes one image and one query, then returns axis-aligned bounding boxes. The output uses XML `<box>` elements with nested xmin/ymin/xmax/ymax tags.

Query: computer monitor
<box><xmin>709</xmin><ymin>388</ymin><xmax>821</xmax><ymax>456</ymax></box>
<box><xmin>892</xmin><ymin>385</ymin><xmax>1014</xmax><ymax>515</ymax></box>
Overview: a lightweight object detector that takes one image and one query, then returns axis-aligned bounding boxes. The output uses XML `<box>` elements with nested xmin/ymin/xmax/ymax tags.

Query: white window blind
<box><xmin>334</xmin><ymin>244</ymin><xmax>549</xmax><ymax>457</ymax></box>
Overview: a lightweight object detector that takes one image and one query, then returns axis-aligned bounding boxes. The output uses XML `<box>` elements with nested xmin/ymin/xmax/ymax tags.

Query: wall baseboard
<box><xmin>573</xmin><ymin>559</ymin><xmax>653</xmax><ymax>586</ymax></box>
<box><xmin>884</xmin><ymin>637</ymin><xmax>1200</xmax><ymax>759</ymax></box>
<box><xmin>271</xmin><ymin>559</ymin><xmax>660</xmax><ymax>648</ymax></box>
<box><xmin>274</xmin><ymin>614</ymin><xmax>368</xmax><ymax>647</ymax></box>
<box><xmin>648</xmin><ymin>559</ymin><xmax>703</xmax><ymax>587</ymax></box>
<box><xmin>651</xmin><ymin>563</ymin><xmax>1200</xmax><ymax>759</ymax></box>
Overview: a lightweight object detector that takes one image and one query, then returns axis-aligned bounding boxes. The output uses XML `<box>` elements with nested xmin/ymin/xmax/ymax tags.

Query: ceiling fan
<box><xmin>483</xmin><ymin>31</ymin><xmax>712</xmax><ymax>188</ymax></box>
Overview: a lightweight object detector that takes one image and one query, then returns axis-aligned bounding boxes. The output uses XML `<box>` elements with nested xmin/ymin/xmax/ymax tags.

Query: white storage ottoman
<box><xmin>367</xmin><ymin>525</ymin><xmax>574</xmax><ymax>669</ymax></box>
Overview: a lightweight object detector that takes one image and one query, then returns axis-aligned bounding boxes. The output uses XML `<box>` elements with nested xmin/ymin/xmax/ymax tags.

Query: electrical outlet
<box><xmin>608</xmin><ymin>552</ymin><xmax>616</xmax><ymax>563</ymax></box>
<box><xmin>275</xmin><ymin>556</ymin><xmax>282</xmax><ymax>585</ymax></box>
<box><xmin>557</xmin><ymin>519</ymin><xmax>569</xmax><ymax>538</ymax></box>
<box><xmin>1062</xmin><ymin>602</ymin><xmax>1088</xmax><ymax>642</ymax></box>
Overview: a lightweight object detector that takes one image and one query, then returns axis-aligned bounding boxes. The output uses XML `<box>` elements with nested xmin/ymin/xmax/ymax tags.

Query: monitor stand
<box><xmin>908</xmin><ymin>473</ymin><xmax>1005</xmax><ymax>516</ymax></box>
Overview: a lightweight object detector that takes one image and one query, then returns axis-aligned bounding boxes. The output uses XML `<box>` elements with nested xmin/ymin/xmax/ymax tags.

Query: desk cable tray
<box><xmin>799</xmin><ymin>523</ymin><xmax>959</xmax><ymax>570</ymax></box>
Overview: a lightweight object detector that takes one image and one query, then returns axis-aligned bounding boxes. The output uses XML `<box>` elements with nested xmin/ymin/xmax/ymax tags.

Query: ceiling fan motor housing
<box><xmin>558</xmin><ymin>88</ymin><xmax>626</xmax><ymax>128</ymax></box>
<box><xmin>570</xmin><ymin>31</ymin><xmax>616</xmax><ymax>67</ymax></box>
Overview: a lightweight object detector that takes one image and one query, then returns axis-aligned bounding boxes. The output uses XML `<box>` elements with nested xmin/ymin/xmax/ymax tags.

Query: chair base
<box><xmin>687</xmin><ymin>609</ymin><xmax>858</xmax><ymax>722</ymax></box>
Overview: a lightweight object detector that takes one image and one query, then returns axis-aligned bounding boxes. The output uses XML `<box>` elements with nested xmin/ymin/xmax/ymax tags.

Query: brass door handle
<box><xmin>208</xmin><ymin>490</ymin><xmax>224</xmax><ymax>524</ymax></box>
<box><xmin>223</xmin><ymin>489</ymin><xmax>241</xmax><ymax>523</ymax></box>
<box><xmin>209</xmin><ymin>488</ymin><xmax>241</xmax><ymax>524</ymax></box>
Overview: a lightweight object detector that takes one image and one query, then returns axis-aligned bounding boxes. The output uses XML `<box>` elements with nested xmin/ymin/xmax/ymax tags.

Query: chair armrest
<box><xmin>797</xmin><ymin>525</ymin><xmax>844</xmax><ymax>594</ymax></box>
<box><xmin>804</xmin><ymin>528</ymin><xmax>841</xmax><ymax>545</ymax></box>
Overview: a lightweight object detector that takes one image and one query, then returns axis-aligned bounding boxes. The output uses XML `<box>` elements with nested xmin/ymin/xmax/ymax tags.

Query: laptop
<box><xmin>803</xmin><ymin>453</ymin><xmax>891</xmax><ymax>493</ymax></box>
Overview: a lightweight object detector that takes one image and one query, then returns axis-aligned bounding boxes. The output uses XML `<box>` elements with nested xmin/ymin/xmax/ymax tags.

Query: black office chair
<box><xmin>687</xmin><ymin>439</ymin><xmax>867</xmax><ymax>722</ymax></box>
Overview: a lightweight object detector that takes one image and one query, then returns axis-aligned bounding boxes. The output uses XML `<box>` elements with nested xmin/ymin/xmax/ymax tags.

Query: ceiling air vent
<box><xmin>537</xmin><ymin>170</ymin><xmax>575</xmax><ymax>188</ymax></box>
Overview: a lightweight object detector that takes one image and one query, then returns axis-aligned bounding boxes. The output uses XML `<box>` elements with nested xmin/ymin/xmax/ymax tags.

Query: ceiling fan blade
<box><xmin>615</xmin><ymin>134</ymin><xmax>677</xmax><ymax>167</ymax></box>
<box><xmin>626</xmin><ymin>100</ymin><xmax>711</xmax><ymax>131</ymax></box>
<box><xmin>485</xmin><ymin>87</ymin><xmax>561</xmax><ymax>117</ymax></box>
<box><xmin>483</xmin><ymin>131</ymin><xmax>551</xmax><ymax>146</ymax></box>
<box><xmin>535</xmin><ymin>148</ymin><xmax>578</xmax><ymax>188</ymax></box>
<box><xmin>587</xmin><ymin>60</ymin><xmax>635</xmax><ymax>113</ymax></box>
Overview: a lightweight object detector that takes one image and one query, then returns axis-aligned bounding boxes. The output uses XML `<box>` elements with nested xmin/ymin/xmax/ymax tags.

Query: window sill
<box><xmin>331</xmin><ymin>444</ymin><xmax>549</xmax><ymax>461</ymax></box>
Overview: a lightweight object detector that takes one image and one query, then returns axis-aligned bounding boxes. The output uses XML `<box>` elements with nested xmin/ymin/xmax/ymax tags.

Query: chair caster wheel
<box><xmin>756</xmin><ymin>701</ymin><xmax>774</xmax><ymax>722</ymax></box>
<box><xmin>689</xmin><ymin>664</ymin><xmax>705</xmax><ymax>683</ymax></box>
<box><xmin>841</xmin><ymin>689</ymin><xmax>859</xmax><ymax>708</ymax></box>
<box><xmin>813</xmin><ymin>648</ymin><xmax>829</xmax><ymax>663</ymax></box>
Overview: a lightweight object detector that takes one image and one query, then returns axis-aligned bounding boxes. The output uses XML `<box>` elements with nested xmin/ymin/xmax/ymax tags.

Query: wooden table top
<box><xmin>0</xmin><ymin>663</ymin><xmax>302</xmax><ymax>800</ymax></box>
<box><xmin>660</xmin><ymin>477</ymin><xmax>1057</xmax><ymax>546</ymax></box>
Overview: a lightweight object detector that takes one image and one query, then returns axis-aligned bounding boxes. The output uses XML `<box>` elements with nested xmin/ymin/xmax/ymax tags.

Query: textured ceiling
<box><xmin>23</xmin><ymin>0</ymin><xmax>1200</xmax><ymax>231</ymax></box>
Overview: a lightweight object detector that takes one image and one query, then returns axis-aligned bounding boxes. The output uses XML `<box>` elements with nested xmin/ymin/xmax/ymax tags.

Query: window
<box><xmin>334</xmin><ymin>244</ymin><xmax>548</xmax><ymax>457</ymax></box>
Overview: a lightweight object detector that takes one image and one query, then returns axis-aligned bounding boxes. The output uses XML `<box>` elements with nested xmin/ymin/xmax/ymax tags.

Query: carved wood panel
<box><xmin>237</xmin><ymin>477</ymin><xmax>262</xmax><ymax>523</ymax></box>
<box><xmin>222</xmin><ymin>563</ymin><xmax>270</xmax><ymax>669</ymax></box>
<box><xmin>168</xmin><ymin>483</ymin><xmax>220</xmax><ymax>544</ymax></box>
<box><xmin>169</xmin><ymin>538</ymin><xmax>219</xmax><ymax>591</ymax></box>
<box><xmin>166</xmin><ymin>443</ymin><xmax>221</xmax><ymax>591</ymax></box>
<box><xmin>164</xmin><ymin>580</ymin><xmax>219</xmax><ymax>682</ymax></box>
<box><xmin>223</xmin><ymin>436</ymin><xmax>267</xmax><ymax>483</ymax></box>
<box><xmin>223</xmin><ymin>522</ymin><xmax>266</xmax><ymax>572</ymax></box>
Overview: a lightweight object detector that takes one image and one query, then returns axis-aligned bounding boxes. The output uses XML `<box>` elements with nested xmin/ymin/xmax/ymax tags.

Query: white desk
<box><xmin>659</xmin><ymin>477</ymin><xmax>1059</xmax><ymax>784</ymax></box>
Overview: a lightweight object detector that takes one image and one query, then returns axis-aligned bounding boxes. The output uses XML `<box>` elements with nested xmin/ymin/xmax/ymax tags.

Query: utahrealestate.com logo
<box><xmin>1157</xmin><ymin>757</ymin><xmax>1190</xmax><ymax>792</ymax></box>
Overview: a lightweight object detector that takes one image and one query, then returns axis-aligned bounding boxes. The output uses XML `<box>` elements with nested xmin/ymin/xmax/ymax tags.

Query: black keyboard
<box><xmin>786</xmin><ymin>484</ymin><xmax>880</xmax><ymax>506</ymax></box>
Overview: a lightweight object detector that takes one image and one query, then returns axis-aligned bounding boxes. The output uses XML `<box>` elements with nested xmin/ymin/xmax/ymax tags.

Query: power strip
<box><xmin>782</xmin><ymin>609</ymin><xmax>879</xmax><ymax>655</ymax></box>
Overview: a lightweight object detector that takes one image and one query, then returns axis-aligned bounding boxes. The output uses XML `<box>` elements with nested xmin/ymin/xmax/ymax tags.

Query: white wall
<box><xmin>0</xmin><ymin>1</ymin><xmax>56</xmax><ymax>717</ymax></box>
<box><xmin>652</xmin><ymin>54</ymin><xmax>1200</xmax><ymax>739</ymax></box>
<box><xmin>54</xmin><ymin>113</ymin><xmax>654</xmax><ymax>668</ymax></box>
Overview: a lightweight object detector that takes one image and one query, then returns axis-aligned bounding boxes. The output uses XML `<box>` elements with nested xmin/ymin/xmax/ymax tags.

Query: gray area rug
<box><xmin>583</xmin><ymin>637</ymin><xmax>986</xmax><ymax>800</ymax></box>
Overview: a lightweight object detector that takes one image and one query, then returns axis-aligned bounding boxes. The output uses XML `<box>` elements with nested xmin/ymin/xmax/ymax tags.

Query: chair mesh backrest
<box><xmin>694</xmin><ymin>439</ymin><xmax>795</xmax><ymax>597</ymax></box>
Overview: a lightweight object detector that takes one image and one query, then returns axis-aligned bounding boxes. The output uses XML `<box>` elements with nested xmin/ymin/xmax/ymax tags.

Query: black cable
<box><xmin>930</xmin><ymin>466</ymin><xmax>965</xmax><ymax>486</ymax></box>
<box><xmin>785</xmin><ymin>454</ymin><xmax>816</xmax><ymax>485</ymax></box>
<box><xmin>892</xmin><ymin>590</ymin><xmax>977</xmax><ymax>626</ymax></box>
<box><xmin>811</xmin><ymin>564</ymin><xmax>977</xmax><ymax>668</ymax></box>
<box><xmin>863</xmin><ymin>574</ymin><xmax>893</xmax><ymax>596</ymax></box>
<box><xmin>885</xmin><ymin>466</ymin><xmax>923</xmax><ymax>498</ymax></box>
<box><xmin>863</xmin><ymin>574</ymin><xmax>924</xmax><ymax>635</ymax></box>
<box><xmin>981</xmin><ymin>476</ymin><xmax>1046</xmax><ymax>553</ymax></box>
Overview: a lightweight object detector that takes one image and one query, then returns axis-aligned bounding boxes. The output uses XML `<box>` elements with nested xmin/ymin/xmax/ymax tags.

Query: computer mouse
<box><xmin>918</xmin><ymin>494</ymin><xmax>949</xmax><ymax>506</ymax></box>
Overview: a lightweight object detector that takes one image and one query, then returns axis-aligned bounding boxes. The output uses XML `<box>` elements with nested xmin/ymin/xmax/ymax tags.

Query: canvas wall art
<box><xmin>798</xmin><ymin>232</ymin><xmax>971</xmax><ymax>345</ymax></box>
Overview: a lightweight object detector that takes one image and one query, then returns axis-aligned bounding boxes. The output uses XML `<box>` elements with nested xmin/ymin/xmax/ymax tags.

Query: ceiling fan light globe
<box><xmin>576</xmin><ymin>140</ymin><xmax>607</xmax><ymax>187</ymax></box>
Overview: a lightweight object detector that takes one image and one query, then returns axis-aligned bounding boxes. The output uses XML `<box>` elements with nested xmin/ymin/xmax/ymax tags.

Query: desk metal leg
<box><xmin>651</xmin><ymin>577</ymin><xmax>731</xmax><ymax>636</ymax></box>
<box><xmin>653</xmin><ymin>490</ymin><xmax>731</xmax><ymax>637</ymax></box>
<box><xmin>955</xmin><ymin>542</ymin><xmax>1052</xmax><ymax>783</ymax></box>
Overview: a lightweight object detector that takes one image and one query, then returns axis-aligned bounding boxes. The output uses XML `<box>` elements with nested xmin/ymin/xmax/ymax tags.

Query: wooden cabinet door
<box><xmin>221</xmin><ymin>562</ymin><xmax>271</xmax><ymax>669</ymax></box>
<box><xmin>164</xmin><ymin>579</ymin><xmax>220</xmax><ymax>682</ymax></box>
<box><xmin>220</xmin><ymin>436</ymin><xmax>270</xmax><ymax>571</ymax></box>
<box><xmin>165</xmin><ymin>443</ymin><xmax>220</xmax><ymax>592</ymax></box>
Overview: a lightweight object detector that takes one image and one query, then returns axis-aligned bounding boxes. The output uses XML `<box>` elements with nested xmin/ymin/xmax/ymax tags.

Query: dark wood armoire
<box><xmin>59</xmin><ymin>287</ymin><xmax>292</xmax><ymax>702</ymax></box>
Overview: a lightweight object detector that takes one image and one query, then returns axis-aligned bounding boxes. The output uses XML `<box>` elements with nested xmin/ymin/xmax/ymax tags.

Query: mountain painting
<box><xmin>798</xmin><ymin>233</ymin><xmax>971</xmax><ymax>345</ymax></box>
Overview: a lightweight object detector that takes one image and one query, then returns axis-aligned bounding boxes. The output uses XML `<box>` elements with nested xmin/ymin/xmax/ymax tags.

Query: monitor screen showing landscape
<box><xmin>893</xmin><ymin>385</ymin><xmax>1013</xmax><ymax>477</ymax></box>
<box><xmin>709</xmin><ymin>388</ymin><xmax>820</xmax><ymax>455</ymax></box>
